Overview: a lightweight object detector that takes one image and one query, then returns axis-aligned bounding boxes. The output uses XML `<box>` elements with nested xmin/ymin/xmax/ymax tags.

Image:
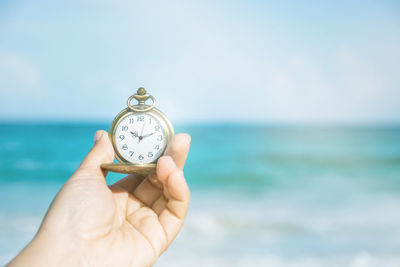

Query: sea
<box><xmin>0</xmin><ymin>123</ymin><xmax>400</xmax><ymax>267</ymax></box>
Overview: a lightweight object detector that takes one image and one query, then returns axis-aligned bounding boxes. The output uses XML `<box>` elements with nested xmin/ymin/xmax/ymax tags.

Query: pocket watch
<box><xmin>101</xmin><ymin>87</ymin><xmax>174</xmax><ymax>174</ymax></box>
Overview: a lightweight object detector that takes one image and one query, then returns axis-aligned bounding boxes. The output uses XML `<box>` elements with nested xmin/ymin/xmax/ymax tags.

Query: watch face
<box><xmin>114</xmin><ymin>113</ymin><xmax>167</xmax><ymax>164</ymax></box>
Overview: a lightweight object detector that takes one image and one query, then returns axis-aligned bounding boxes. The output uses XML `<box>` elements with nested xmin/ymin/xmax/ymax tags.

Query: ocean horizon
<box><xmin>1</xmin><ymin>122</ymin><xmax>400</xmax><ymax>266</ymax></box>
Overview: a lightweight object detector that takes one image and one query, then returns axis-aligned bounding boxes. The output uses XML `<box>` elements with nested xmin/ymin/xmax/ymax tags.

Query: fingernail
<box><xmin>164</xmin><ymin>156</ymin><xmax>175</xmax><ymax>167</ymax></box>
<box><xmin>94</xmin><ymin>130</ymin><xmax>104</xmax><ymax>143</ymax></box>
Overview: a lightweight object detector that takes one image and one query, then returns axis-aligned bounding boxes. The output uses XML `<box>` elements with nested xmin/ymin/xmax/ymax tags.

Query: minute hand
<box><xmin>142</xmin><ymin>132</ymin><xmax>155</xmax><ymax>139</ymax></box>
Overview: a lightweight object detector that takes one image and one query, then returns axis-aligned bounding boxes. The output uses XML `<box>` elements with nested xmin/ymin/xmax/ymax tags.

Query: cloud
<box><xmin>0</xmin><ymin>52</ymin><xmax>41</xmax><ymax>95</ymax></box>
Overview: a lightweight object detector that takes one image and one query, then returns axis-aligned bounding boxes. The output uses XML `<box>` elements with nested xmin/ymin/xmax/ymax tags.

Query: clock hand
<box><xmin>138</xmin><ymin>122</ymin><xmax>146</xmax><ymax>143</ymax></box>
<box><xmin>130</xmin><ymin>131</ymin><xmax>138</xmax><ymax>138</ymax></box>
<box><xmin>142</xmin><ymin>132</ymin><xmax>155</xmax><ymax>139</ymax></box>
<box><xmin>140</xmin><ymin>122</ymin><xmax>146</xmax><ymax>137</ymax></box>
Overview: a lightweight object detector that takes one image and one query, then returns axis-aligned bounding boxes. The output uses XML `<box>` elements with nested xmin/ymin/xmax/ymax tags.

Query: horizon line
<box><xmin>0</xmin><ymin>118</ymin><xmax>399</xmax><ymax>128</ymax></box>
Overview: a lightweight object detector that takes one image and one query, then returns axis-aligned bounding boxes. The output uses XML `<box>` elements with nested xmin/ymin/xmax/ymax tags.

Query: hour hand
<box><xmin>130</xmin><ymin>131</ymin><xmax>138</xmax><ymax>138</ymax></box>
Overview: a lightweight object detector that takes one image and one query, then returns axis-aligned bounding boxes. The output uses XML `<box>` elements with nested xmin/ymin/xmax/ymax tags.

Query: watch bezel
<box><xmin>109</xmin><ymin>105</ymin><xmax>174</xmax><ymax>164</ymax></box>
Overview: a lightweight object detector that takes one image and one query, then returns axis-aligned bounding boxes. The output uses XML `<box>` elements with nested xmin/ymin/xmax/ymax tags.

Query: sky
<box><xmin>0</xmin><ymin>0</ymin><xmax>399</xmax><ymax>124</ymax></box>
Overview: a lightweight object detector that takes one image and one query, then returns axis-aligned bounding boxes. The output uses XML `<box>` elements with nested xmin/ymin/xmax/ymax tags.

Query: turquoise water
<box><xmin>1</xmin><ymin>123</ymin><xmax>400</xmax><ymax>266</ymax></box>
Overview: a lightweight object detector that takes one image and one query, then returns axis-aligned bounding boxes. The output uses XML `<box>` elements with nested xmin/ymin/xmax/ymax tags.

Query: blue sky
<box><xmin>0</xmin><ymin>0</ymin><xmax>399</xmax><ymax>123</ymax></box>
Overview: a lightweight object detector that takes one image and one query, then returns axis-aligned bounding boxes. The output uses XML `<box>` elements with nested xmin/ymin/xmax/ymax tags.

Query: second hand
<box><xmin>138</xmin><ymin>121</ymin><xmax>146</xmax><ymax>143</ymax></box>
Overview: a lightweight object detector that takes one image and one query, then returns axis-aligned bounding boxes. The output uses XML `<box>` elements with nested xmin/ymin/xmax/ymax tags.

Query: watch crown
<box><xmin>127</xmin><ymin>87</ymin><xmax>157</xmax><ymax>112</ymax></box>
<box><xmin>137</xmin><ymin>87</ymin><xmax>146</xmax><ymax>95</ymax></box>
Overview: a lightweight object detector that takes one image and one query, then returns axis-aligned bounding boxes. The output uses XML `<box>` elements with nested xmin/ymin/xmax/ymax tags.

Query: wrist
<box><xmin>8</xmin><ymin>229</ymin><xmax>82</xmax><ymax>267</ymax></box>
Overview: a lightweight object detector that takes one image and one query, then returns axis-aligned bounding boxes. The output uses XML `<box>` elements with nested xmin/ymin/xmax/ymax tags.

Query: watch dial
<box><xmin>114</xmin><ymin>113</ymin><xmax>167</xmax><ymax>163</ymax></box>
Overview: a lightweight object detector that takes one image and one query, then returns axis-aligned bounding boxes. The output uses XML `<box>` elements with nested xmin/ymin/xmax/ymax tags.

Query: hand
<box><xmin>8</xmin><ymin>131</ymin><xmax>191</xmax><ymax>267</ymax></box>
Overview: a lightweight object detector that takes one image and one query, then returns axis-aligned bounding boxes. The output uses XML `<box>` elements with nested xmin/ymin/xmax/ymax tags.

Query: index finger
<box><xmin>164</xmin><ymin>133</ymin><xmax>191</xmax><ymax>169</ymax></box>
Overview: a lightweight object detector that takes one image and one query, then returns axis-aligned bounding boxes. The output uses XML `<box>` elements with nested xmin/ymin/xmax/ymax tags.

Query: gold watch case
<box><xmin>101</xmin><ymin>88</ymin><xmax>174</xmax><ymax>174</ymax></box>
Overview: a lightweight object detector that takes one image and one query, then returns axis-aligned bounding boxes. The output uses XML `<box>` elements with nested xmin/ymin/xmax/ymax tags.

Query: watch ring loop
<box><xmin>127</xmin><ymin>95</ymin><xmax>156</xmax><ymax>112</ymax></box>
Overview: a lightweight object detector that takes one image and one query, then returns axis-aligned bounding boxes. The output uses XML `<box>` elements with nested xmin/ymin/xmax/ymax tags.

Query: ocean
<box><xmin>1</xmin><ymin>123</ymin><xmax>400</xmax><ymax>266</ymax></box>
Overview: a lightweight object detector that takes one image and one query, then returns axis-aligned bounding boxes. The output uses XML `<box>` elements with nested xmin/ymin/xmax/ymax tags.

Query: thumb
<box><xmin>73</xmin><ymin>130</ymin><xmax>115</xmax><ymax>179</ymax></box>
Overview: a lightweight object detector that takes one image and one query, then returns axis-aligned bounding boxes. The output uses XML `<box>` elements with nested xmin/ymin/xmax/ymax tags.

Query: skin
<box><xmin>8</xmin><ymin>130</ymin><xmax>191</xmax><ymax>267</ymax></box>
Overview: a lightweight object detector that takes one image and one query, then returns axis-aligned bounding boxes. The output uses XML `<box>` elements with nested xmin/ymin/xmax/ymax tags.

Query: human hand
<box><xmin>8</xmin><ymin>130</ymin><xmax>191</xmax><ymax>267</ymax></box>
